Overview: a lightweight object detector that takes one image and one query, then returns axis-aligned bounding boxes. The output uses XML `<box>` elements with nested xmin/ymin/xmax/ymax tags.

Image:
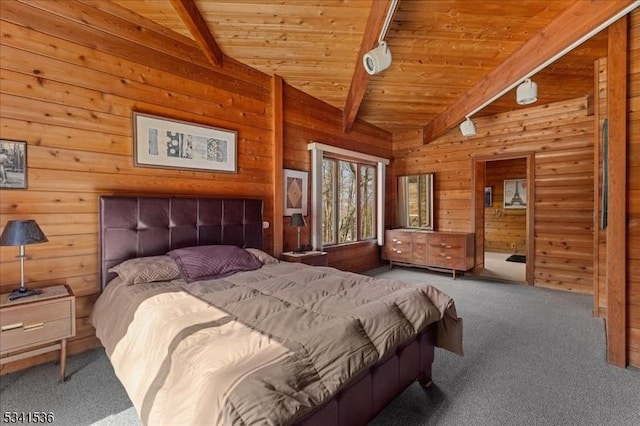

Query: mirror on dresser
<box><xmin>397</xmin><ymin>173</ymin><xmax>434</xmax><ymax>230</ymax></box>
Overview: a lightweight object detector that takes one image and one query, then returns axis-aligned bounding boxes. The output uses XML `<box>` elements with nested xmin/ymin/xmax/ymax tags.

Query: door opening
<box><xmin>473</xmin><ymin>154</ymin><xmax>534</xmax><ymax>284</ymax></box>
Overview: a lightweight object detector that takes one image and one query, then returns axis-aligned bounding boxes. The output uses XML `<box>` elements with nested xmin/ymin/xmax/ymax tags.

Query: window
<box><xmin>309</xmin><ymin>143</ymin><xmax>388</xmax><ymax>250</ymax></box>
<box><xmin>322</xmin><ymin>159</ymin><xmax>376</xmax><ymax>245</ymax></box>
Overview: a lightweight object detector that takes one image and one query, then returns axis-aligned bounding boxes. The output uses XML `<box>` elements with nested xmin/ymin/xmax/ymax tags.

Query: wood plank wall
<box><xmin>627</xmin><ymin>10</ymin><xmax>640</xmax><ymax>368</ymax></box>
<box><xmin>0</xmin><ymin>0</ymin><xmax>272</xmax><ymax>373</ymax></box>
<box><xmin>484</xmin><ymin>158</ymin><xmax>527</xmax><ymax>253</ymax></box>
<box><xmin>392</xmin><ymin>97</ymin><xmax>595</xmax><ymax>294</ymax></box>
<box><xmin>0</xmin><ymin>0</ymin><xmax>390</xmax><ymax>373</ymax></box>
<box><xmin>282</xmin><ymin>84</ymin><xmax>392</xmax><ymax>272</ymax></box>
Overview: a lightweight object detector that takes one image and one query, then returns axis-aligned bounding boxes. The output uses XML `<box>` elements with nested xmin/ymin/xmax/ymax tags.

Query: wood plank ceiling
<box><xmin>112</xmin><ymin>0</ymin><xmax>612</xmax><ymax>135</ymax></box>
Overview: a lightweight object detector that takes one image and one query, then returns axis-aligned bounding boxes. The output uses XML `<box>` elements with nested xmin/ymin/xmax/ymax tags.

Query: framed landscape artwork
<box><xmin>0</xmin><ymin>139</ymin><xmax>27</xmax><ymax>189</ymax></box>
<box><xmin>284</xmin><ymin>169</ymin><xmax>308</xmax><ymax>216</ymax></box>
<box><xmin>133</xmin><ymin>112</ymin><xmax>237</xmax><ymax>173</ymax></box>
<box><xmin>504</xmin><ymin>179</ymin><xmax>527</xmax><ymax>209</ymax></box>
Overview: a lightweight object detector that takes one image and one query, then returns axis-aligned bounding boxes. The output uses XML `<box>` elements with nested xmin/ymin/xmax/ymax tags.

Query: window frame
<box><xmin>308</xmin><ymin>142</ymin><xmax>389</xmax><ymax>251</ymax></box>
<box><xmin>321</xmin><ymin>157</ymin><xmax>377</xmax><ymax>246</ymax></box>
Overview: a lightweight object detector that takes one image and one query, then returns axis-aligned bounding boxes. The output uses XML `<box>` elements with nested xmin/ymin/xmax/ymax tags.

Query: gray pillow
<box><xmin>108</xmin><ymin>255</ymin><xmax>181</xmax><ymax>286</ymax></box>
<box><xmin>245</xmin><ymin>248</ymin><xmax>279</xmax><ymax>265</ymax></box>
<box><xmin>168</xmin><ymin>245</ymin><xmax>262</xmax><ymax>283</ymax></box>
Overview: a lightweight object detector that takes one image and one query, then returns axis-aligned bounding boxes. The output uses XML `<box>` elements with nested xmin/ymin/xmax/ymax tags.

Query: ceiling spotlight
<box><xmin>363</xmin><ymin>41</ymin><xmax>392</xmax><ymax>76</ymax></box>
<box><xmin>516</xmin><ymin>78</ymin><xmax>538</xmax><ymax>105</ymax></box>
<box><xmin>459</xmin><ymin>117</ymin><xmax>476</xmax><ymax>137</ymax></box>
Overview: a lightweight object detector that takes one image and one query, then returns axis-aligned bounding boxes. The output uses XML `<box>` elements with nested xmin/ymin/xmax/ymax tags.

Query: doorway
<box><xmin>473</xmin><ymin>154</ymin><xmax>534</xmax><ymax>284</ymax></box>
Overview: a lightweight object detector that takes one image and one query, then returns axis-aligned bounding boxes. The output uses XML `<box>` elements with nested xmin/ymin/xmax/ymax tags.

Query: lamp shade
<box><xmin>289</xmin><ymin>213</ymin><xmax>306</xmax><ymax>228</ymax></box>
<box><xmin>0</xmin><ymin>220</ymin><xmax>49</xmax><ymax>246</ymax></box>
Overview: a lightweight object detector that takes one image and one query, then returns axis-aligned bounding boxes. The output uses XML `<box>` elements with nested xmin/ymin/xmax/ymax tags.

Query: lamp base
<box><xmin>8</xmin><ymin>287</ymin><xmax>42</xmax><ymax>301</ymax></box>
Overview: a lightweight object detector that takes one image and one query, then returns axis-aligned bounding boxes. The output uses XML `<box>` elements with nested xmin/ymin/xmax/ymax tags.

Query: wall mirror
<box><xmin>397</xmin><ymin>173</ymin><xmax>434</xmax><ymax>230</ymax></box>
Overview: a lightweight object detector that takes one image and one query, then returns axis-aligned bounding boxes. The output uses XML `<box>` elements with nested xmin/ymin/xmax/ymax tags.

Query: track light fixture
<box><xmin>459</xmin><ymin>117</ymin><xmax>476</xmax><ymax>137</ymax></box>
<box><xmin>363</xmin><ymin>41</ymin><xmax>392</xmax><ymax>75</ymax></box>
<box><xmin>363</xmin><ymin>0</ymin><xmax>399</xmax><ymax>76</ymax></box>
<box><xmin>516</xmin><ymin>78</ymin><xmax>538</xmax><ymax>105</ymax></box>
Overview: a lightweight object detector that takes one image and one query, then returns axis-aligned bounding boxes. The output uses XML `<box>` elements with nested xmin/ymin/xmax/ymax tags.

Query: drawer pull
<box><xmin>440</xmin><ymin>253</ymin><xmax>445</xmax><ymax>257</ymax></box>
<box><xmin>397</xmin><ymin>241</ymin><xmax>402</xmax><ymax>245</ymax></box>
<box><xmin>446</xmin><ymin>256</ymin><xmax>452</xmax><ymax>260</ymax></box>
<box><xmin>440</xmin><ymin>242</ymin><xmax>446</xmax><ymax>247</ymax></box>
<box><xmin>397</xmin><ymin>250</ymin><xmax>402</xmax><ymax>254</ymax></box>
<box><xmin>446</xmin><ymin>245</ymin><xmax>452</xmax><ymax>249</ymax></box>
<box><xmin>392</xmin><ymin>238</ymin><xmax>397</xmax><ymax>242</ymax></box>
<box><xmin>1</xmin><ymin>322</ymin><xmax>23</xmax><ymax>332</ymax></box>
<box><xmin>23</xmin><ymin>322</ymin><xmax>44</xmax><ymax>331</ymax></box>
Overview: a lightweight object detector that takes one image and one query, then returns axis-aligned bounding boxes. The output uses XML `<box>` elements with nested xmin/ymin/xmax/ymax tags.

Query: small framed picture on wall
<box><xmin>0</xmin><ymin>139</ymin><xmax>27</xmax><ymax>189</ymax></box>
<box><xmin>284</xmin><ymin>169</ymin><xmax>308</xmax><ymax>216</ymax></box>
<box><xmin>484</xmin><ymin>186</ymin><xmax>493</xmax><ymax>207</ymax></box>
<box><xmin>504</xmin><ymin>179</ymin><xmax>527</xmax><ymax>209</ymax></box>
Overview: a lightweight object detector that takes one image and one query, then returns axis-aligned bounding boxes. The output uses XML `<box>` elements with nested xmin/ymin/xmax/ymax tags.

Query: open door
<box><xmin>473</xmin><ymin>154</ymin><xmax>534</xmax><ymax>284</ymax></box>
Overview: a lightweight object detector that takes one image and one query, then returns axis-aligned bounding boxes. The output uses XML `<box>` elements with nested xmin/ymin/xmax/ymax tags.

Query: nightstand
<box><xmin>0</xmin><ymin>285</ymin><xmax>75</xmax><ymax>382</ymax></box>
<box><xmin>281</xmin><ymin>251</ymin><xmax>328</xmax><ymax>266</ymax></box>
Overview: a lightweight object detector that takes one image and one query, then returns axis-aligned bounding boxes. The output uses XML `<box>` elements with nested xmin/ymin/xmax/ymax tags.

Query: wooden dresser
<box><xmin>383</xmin><ymin>229</ymin><xmax>475</xmax><ymax>278</ymax></box>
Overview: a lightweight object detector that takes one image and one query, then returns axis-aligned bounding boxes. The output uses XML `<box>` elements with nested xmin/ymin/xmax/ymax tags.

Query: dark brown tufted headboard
<box><xmin>99</xmin><ymin>196</ymin><xmax>263</xmax><ymax>289</ymax></box>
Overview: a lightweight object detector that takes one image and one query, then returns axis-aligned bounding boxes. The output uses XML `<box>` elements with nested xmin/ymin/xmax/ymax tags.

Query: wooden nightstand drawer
<box><xmin>1</xmin><ymin>298</ymin><xmax>72</xmax><ymax>329</ymax></box>
<box><xmin>1</xmin><ymin>317</ymin><xmax>73</xmax><ymax>353</ymax></box>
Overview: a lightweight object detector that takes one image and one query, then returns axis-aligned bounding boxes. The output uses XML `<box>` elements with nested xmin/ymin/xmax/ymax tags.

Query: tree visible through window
<box><xmin>322</xmin><ymin>157</ymin><xmax>376</xmax><ymax>245</ymax></box>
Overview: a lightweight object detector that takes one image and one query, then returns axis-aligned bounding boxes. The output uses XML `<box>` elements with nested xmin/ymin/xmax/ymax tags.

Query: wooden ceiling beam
<box><xmin>343</xmin><ymin>0</ymin><xmax>395</xmax><ymax>132</ymax></box>
<box><xmin>422</xmin><ymin>0</ymin><xmax>638</xmax><ymax>143</ymax></box>
<box><xmin>170</xmin><ymin>0</ymin><xmax>224</xmax><ymax>67</ymax></box>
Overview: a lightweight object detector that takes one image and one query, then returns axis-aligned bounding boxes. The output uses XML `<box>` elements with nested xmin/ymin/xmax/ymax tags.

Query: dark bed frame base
<box><xmin>99</xmin><ymin>196</ymin><xmax>437</xmax><ymax>426</ymax></box>
<box><xmin>296</xmin><ymin>323</ymin><xmax>436</xmax><ymax>426</ymax></box>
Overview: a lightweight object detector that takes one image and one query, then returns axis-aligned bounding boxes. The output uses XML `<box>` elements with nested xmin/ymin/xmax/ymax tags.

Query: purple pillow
<box><xmin>167</xmin><ymin>245</ymin><xmax>262</xmax><ymax>283</ymax></box>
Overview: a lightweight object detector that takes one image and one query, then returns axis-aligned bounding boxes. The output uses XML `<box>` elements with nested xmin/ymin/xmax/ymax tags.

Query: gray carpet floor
<box><xmin>1</xmin><ymin>266</ymin><xmax>639</xmax><ymax>425</ymax></box>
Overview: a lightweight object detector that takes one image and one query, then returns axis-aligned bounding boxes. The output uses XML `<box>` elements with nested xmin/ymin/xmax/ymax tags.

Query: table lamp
<box><xmin>1</xmin><ymin>219</ymin><xmax>48</xmax><ymax>300</ymax></box>
<box><xmin>289</xmin><ymin>213</ymin><xmax>307</xmax><ymax>253</ymax></box>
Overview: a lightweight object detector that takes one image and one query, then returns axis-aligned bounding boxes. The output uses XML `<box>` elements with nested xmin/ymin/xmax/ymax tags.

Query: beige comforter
<box><xmin>90</xmin><ymin>262</ymin><xmax>462</xmax><ymax>426</ymax></box>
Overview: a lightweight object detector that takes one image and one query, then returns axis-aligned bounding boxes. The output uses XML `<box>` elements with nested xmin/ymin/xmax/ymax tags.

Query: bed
<box><xmin>90</xmin><ymin>195</ymin><xmax>463</xmax><ymax>426</ymax></box>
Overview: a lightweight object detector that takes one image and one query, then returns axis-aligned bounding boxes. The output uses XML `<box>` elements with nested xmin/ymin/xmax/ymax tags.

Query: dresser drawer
<box><xmin>427</xmin><ymin>233</ymin><xmax>465</xmax><ymax>251</ymax></box>
<box><xmin>383</xmin><ymin>230</ymin><xmax>413</xmax><ymax>263</ymax></box>
<box><xmin>387</xmin><ymin>231</ymin><xmax>412</xmax><ymax>246</ymax></box>
<box><xmin>427</xmin><ymin>251</ymin><xmax>465</xmax><ymax>270</ymax></box>
<box><xmin>412</xmin><ymin>233</ymin><xmax>429</xmax><ymax>265</ymax></box>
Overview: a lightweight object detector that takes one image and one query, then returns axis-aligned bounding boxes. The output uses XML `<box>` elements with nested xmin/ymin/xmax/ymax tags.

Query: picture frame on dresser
<box><xmin>133</xmin><ymin>112</ymin><xmax>237</xmax><ymax>173</ymax></box>
<box><xmin>0</xmin><ymin>139</ymin><xmax>27</xmax><ymax>190</ymax></box>
<box><xmin>283</xmin><ymin>168</ymin><xmax>308</xmax><ymax>216</ymax></box>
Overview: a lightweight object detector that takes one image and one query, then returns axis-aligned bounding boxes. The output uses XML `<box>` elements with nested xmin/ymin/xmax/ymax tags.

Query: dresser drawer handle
<box><xmin>440</xmin><ymin>253</ymin><xmax>445</xmax><ymax>257</ymax></box>
<box><xmin>397</xmin><ymin>250</ymin><xmax>402</xmax><ymax>254</ymax></box>
<box><xmin>23</xmin><ymin>322</ymin><xmax>44</xmax><ymax>331</ymax></box>
<box><xmin>397</xmin><ymin>241</ymin><xmax>402</xmax><ymax>245</ymax></box>
<box><xmin>446</xmin><ymin>256</ymin><xmax>452</xmax><ymax>260</ymax></box>
<box><xmin>446</xmin><ymin>245</ymin><xmax>452</xmax><ymax>249</ymax></box>
<box><xmin>1</xmin><ymin>322</ymin><xmax>23</xmax><ymax>332</ymax></box>
<box><xmin>439</xmin><ymin>242</ymin><xmax>446</xmax><ymax>247</ymax></box>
